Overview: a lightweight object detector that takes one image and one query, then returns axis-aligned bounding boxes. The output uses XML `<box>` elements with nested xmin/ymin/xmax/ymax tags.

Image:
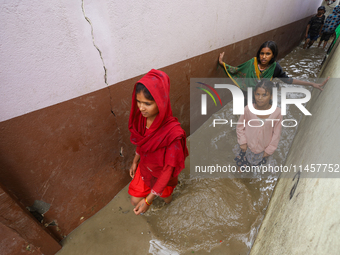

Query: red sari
<box><xmin>128</xmin><ymin>69</ymin><xmax>188</xmax><ymax>197</ymax></box>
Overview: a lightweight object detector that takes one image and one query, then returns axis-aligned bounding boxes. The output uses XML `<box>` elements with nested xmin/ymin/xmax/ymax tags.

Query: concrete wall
<box><xmin>1</xmin><ymin>0</ymin><xmax>321</xmax><ymax>122</ymax></box>
<box><xmin>0</xmin><ymin>0</ymin><xmax>323</xmax><ymax>249</ymax></box>
<box><xmin>250</xmin><ymin>40</ymin><xmax>340</xmax><ymax>254</ymax></box>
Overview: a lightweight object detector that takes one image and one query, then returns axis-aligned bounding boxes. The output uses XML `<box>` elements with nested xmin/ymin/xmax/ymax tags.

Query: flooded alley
<box><xmin>55</xmin><ymin>40</ymin><xmax>328</xmax><ymax>255</ymax></box>
<box><xmin>3</xmin><ymin>1</ymin><xmax>338</xmax><ymax>254</ymax></box>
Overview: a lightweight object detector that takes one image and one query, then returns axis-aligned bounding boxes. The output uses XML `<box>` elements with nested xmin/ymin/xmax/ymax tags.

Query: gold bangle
<box><xmin>145</xmin><ymin>198</ymin><xmax>152</xmax><ymax>206</ymax></box>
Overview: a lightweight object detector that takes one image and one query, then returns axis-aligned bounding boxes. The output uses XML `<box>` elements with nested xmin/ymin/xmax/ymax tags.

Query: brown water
<box><xmin>144</xmin><ymin>42</ymin><xmax>327</xmax><ymax>255</ymax></box>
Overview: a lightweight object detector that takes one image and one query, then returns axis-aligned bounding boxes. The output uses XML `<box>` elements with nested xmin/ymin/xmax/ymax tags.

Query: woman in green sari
<box><xmin>218</xmin><ymin>41</ymin><xmax>329</xmax><ymax>105</ymax></box>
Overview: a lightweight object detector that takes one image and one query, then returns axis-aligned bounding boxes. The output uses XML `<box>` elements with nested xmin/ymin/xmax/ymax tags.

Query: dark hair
<box><xmin>254</xmin><ymin>79</ymin><xmax>274</xmax><ymax>104</ymax></box>
<box><xmin>135</xmin><ymin>83</ymin><xmax>154</xmax><ymax>101</ymax></box>
<box><xmin>318</xmin><ymin>6</ymin><xmax>326</xmax><ymax>11</ymax></box>
<box><xmin>256</xmin><ymin>41</ymin><xmax>278</xmax><ymax>65</ymax></box>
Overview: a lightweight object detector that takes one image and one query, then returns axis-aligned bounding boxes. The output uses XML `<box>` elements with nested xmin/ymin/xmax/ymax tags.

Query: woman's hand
<box><xmin>129</xmin><ymin>153</ymin><xmax>140</xmax><ymax>178</ymax></box>
<box><xmin>292</xmin><ymin>77</ymin><xmax>330</xmax><ymax>91</ymax></box>
<box><xmin>129</xmin><ymin>162</ymin><xmax>138</xmax><ymax>179</ymax></box>
<box><xmin>133</xmin><ymin>198</ymin><xmax>150</xmax><ymax>215</ymax></box>
<box><xmin>219</xmin><ymin>52</ymin><xmax>225</xmax><ymax>66</ymax></box>
<box><xmin>263</xmin><ymin>152</ymin><xmax>270</xmax><ymax>158</ymax></box>
<box><xmin>312</xmin><ymin>76</ymin><xmax>330</xmax><ymax>91</ymax></box>
<box><xmin>240</xmin><ymin>144</ymin><xmax>247</xmax><ymax>152</ymax></box>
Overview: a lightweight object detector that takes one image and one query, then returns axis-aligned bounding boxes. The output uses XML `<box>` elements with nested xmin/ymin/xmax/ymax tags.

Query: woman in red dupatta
<box><xmin>128</xmin><ymin>69</ymin><xmax>188</xmax><ymax>215</ymax></box>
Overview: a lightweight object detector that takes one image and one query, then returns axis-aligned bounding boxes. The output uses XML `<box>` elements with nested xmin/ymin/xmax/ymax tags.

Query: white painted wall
<box><xmin>0</xmin><ymin>0</ymin><xmax>322</xmax><ymax>121</ymax></box>
<box><xmin>250</xmin><ymin>40</ymin><xmax>340</xmax><ymax>255</ymax></box>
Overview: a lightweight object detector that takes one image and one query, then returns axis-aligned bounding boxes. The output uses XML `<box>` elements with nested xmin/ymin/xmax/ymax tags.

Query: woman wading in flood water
<box><xmin>218</xmin><ymin>41</ymin><xmax>329</xmax><ymax>105</ymax></box>
<box><xmin>127</xmin><ymin>69</ymin><xmax>188</xmax><ymax>216</ymax></box>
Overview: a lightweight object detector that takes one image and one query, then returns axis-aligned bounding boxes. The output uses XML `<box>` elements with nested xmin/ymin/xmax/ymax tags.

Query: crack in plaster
<box><xmin>81</xmin><ymin>0</ymin><xmax>115</xmax><ymax>116</ymax></box>
<box><xmin>81</xmin><ymin>1</ymin><xmax>124</xmax><ymax>154</ymax></box>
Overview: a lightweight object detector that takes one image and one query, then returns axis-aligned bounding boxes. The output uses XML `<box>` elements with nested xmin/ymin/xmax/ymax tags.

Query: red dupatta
<box><xmin>128</xmin><ymin>69</ymin><xmax>188</xmax><ymax>181</ymax></box>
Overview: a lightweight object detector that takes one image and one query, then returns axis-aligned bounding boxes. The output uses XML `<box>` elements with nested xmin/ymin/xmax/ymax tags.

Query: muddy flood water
<box><xmin>57</xmin><ymin>41</ymin><xmax>328</xmax><ymax>255</ymax></box>
<box><xmin>145</xmin><ymin>42</ymin><xmax>327</xmax><ymax>255</ymax></box>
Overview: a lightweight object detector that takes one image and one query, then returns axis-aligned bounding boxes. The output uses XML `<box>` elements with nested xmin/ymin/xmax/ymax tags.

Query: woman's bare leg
<box><xmin>130</xmin><ymin>196</ymin><xmax>144</xmax><ymax>206</ymax></box>
<box><xmin>162</xmin><ymin>195</ymin><xmax>173</xmax><ymax>204</ymax></box>
<box><xmin>323</xmin><ymin>41</ymin><xmax>328</xmax><ymax>49</ymax></box>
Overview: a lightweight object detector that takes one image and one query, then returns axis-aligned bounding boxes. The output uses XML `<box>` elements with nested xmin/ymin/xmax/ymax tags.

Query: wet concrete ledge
<box><xmin>249</xmin><ymin>39</ymin><xmax>340</xmax><ymax>254</ymax></box>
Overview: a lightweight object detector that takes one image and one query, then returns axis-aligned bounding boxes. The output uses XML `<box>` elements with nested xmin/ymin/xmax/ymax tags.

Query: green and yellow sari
<box><xmin>222</xmin><ymin>57</ymin><xmax>276</xmax><ymax>91</ymax></box>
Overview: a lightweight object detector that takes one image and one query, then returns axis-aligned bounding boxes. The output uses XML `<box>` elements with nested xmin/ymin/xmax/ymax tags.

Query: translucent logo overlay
<box><xmin>189</xmin><ymin>78</ymin><xmax>338</xmax><ymax>178</ymax></box>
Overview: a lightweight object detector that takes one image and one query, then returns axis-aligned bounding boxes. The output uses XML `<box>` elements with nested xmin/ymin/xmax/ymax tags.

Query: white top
<box><xmin>328</xmin><ymin>0</ymin><xmax>340</xmax><ymax>8</ymax></box>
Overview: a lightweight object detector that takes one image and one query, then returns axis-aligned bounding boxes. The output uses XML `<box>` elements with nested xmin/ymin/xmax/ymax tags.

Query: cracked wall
<box><xmin>0</xmin><ymin>0</ymin><xmax>321</xmax><ymax>249</ymax></box>
<box><xmin>0</xmin><ymin>0</ymin><xmax>322</xmax><ymax>122</ymax></box>
<box><xmin>0</xmin><ymin>0</ymin><xmax>105</xmax><ymax>122</ymax></box>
